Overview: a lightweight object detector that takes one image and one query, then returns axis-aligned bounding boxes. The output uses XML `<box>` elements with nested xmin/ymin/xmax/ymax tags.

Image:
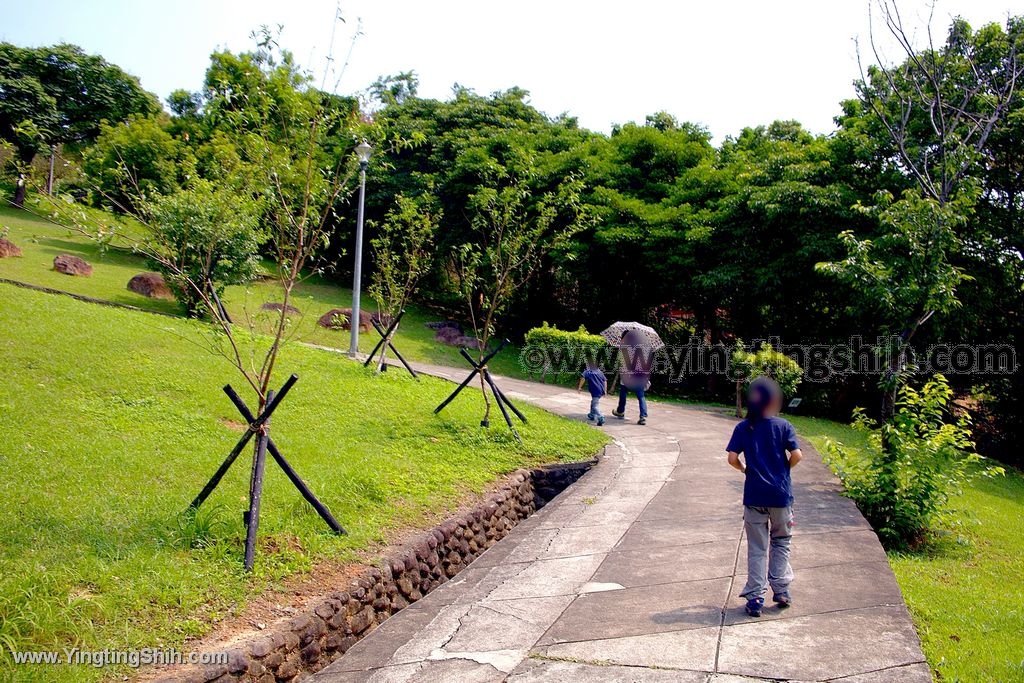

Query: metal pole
<box><xmin>47</xmin><ymin>146</ymin><xmax>56</xmax><ymax>196</ymax></box>
<box><xmin>348</xmin><ymin>163</ymin><xmax>368</xmax><ymax>356</ymax></box>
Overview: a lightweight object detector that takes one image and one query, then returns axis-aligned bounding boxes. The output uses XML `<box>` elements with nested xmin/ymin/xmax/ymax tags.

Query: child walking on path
<box><xmin>726</xmin><ymin>377</ymin><xmax>803</xmax><ymax>617</ymax></box>
<box><xmin>578</xmin><ymin>362</ymin><xmax>607</xmax><ymax>426</ymax></box>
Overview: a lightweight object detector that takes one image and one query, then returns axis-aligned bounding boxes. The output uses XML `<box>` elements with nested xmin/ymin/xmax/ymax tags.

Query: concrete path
<box><xmin>315</xmin><ymin>367</ymin><xmax>929</xmax><ymax>683</ymax></box>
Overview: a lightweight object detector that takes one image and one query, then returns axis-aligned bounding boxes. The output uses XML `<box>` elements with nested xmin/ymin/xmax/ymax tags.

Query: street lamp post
<box><xmin>348</xmin><ymin>141</ymin><xmax>372</xmax><ymax>357</ymax></box>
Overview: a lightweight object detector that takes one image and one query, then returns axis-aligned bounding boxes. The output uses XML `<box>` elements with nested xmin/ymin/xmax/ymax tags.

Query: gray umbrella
<box><xmin>600</xmin><ymin>321</ymin><xmax>665</xmax><ymax>351</ymax></box>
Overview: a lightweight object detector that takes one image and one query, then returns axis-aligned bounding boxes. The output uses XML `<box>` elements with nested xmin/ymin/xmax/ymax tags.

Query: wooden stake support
<box><xmin>363</xmin><ymin>309</ymin><xmax>417</xmax><ymax>378</ymax></box>
<box><xmin>434</xmin><ymin>339</ymin><xmax>527</xmax><ymax>441</ymax></box>
<box><xmin>188</xmin><ymin>374</ymin><xmax>345</xmax><ymax>571</ymax></box>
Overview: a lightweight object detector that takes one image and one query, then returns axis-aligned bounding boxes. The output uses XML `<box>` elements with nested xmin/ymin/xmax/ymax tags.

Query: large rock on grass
<box><xmin>128</xmin><ymin>272</ymin><xmax>174</xmax><ymax>300</ymax></box>
<box><xmin>317</xmin><ymin>307</ymin><xmax>372</xmax><ymax>332</ymax></box>
<box><xmin>53</xmin><ymin>254</ymin><xmax>93</xmax><ymax>276</ymax></box>
<box><xmin>0</xmin><ymin>238</ymin><xmax>22</xmax><ymax>258</ymax></box>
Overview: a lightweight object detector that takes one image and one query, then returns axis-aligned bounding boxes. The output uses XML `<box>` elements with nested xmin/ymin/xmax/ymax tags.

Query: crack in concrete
<box><xmin>713</xmin><ymin>517</ymin><xmax>745</xmax><ymax>674</ymax></box>
<box><xmin>823</xmin><ymin>660</ymin><xmax>930</xmax><ymax>681</ymax></box>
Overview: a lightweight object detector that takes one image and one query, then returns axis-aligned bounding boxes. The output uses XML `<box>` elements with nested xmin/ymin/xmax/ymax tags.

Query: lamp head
<box><xmin>355</xmin><ymin>140</ymin><xmax>372</xmax><ymax>167</ymax></box>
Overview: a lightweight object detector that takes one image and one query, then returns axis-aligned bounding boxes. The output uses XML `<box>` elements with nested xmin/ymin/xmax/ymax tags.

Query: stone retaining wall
<box><xmin>152</xmin><ymin>459</ymin><xmax>596</xmax><ymax>683</ymax></box>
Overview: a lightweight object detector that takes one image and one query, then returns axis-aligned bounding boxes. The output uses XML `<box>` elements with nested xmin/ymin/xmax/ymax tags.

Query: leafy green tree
<box><xmin>367</xmin><ymin>86</ymin><xmax>594</xmax><ymax>319</ymax></box>
<box><xmin>369</xmin><ymin>72</ymin><xmax>419</xmax><ymax>106</ymax></box>
<box><xmin>146</xmin><ymin>180</ymin><xmax>264</xmax><ymax>316</ymax></box>
<box><xmin>81</xmin><ymin>114</ymin><xmax>185</xmax><ymax>214</ymax></box>
<box><xmin>0</xmin><ymin>43</ymin><xmax>158</xmax><ymax>166</ymax></box>
<box><xmin>562</xmin><ymin>118</ymin><xmax>714</xmax><ymax>324</ymax></box>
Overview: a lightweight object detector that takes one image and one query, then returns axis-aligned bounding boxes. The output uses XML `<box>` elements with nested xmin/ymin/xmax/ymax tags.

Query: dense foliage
<box><xmin>0</xmin><ymin>43</ymin><xmax>159</xmax><ymax>167</ymax></box>
<box><xmin>522</xmin><ymin>322</ymin><xmax>608</xmax><ymax>381</ymax></box>
<box><xmin>146</xmin><ymin>181</ymin><xmax>264</xmax><ymax>315</ymax></box>
<box><xmin>730</xmin><ymin>342</ymin><xmax>804</xmax><ymax>416</ymax></box>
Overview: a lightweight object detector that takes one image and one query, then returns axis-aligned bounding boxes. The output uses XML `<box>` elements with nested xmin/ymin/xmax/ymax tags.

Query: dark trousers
<box><xmin>616</xmin><ymin>385</ymin><xmax>648</xmax><ymax>418</ymax></box>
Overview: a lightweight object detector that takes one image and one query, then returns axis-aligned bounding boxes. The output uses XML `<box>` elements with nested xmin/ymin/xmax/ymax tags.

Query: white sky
<box><xmin>2</xmin><ymin>0</ymin><xmax>1018</xmax><ymax>140</ymax></box>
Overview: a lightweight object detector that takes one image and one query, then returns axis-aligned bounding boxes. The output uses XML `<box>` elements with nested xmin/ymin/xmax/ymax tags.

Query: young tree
<box><xmin>451</xmin><ymin>158</ymin><xmax>591</xmax><ymax>426</ymax></box>
<box><xmin>818</xmin><ymin>3</ymin><xmax>1020</xmax><ymax>545</ymax></box>
<box><xmin>56</xmin><ymin>33</ymin><xmax>368</xmax><ymax>409</ymax></box>
<box><xmin>367</xmin><ymin>193</ymin><xmax>439</xmax><ymax>371</ymax></box>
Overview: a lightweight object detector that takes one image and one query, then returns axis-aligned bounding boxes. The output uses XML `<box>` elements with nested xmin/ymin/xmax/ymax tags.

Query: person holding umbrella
<box><xmin>601</xmin><ymin>322</ymin><xmax>663</xmax><ymax>425</ymax></box>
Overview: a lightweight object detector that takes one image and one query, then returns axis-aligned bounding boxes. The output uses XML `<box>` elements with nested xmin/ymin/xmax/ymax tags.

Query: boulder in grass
<box><xmin>433</xmin><ymin>326</ymin><xmax>481</xmax><ymax>349</ymax></box>
<box><xmin>261</xmin><ymin>302</ymin><xmax>301</xmax><ymax>316</ymax></box>
<box><xmin>53</xmin><ymin>254</ymin><xmax>93</xmax><ymax>277</ymax></box>
<box><xmin>128</xmin><ymin>272</ymin><xmax>175</xmax><ymax>300</ymax></box>
<box><xmin>317</xmin><ymin>307</ymin><xmax>372</xmax><ymax>332</ymax></box>
<box><xmin>0</xmin><ymin>238</ymin><xmax>22</xmax><ymax>258</ymax></box>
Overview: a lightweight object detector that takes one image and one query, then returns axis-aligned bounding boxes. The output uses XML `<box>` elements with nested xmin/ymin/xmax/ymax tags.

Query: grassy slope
<box><xmin>0</xmin><ymin>283</ymin><xmax>607</xmax><ymax>682</ymax></box>
<box><xmin>0</xmin><ymin>205</ymin><xmax>179</xmax><ymax>315</ymax></box>
<box><xmin>790</xmin><ymin>415</ymin><xmax>1024</xmax><ymax>683</ymax></box>
<box><xmin>0</xmin><ymin>204</ymin><xmax>526</xmax><ymax>376</ymax></box>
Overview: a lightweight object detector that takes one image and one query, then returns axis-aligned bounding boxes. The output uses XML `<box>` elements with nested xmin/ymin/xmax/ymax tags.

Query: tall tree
<box><xmin>0</xmin><ymin>43</ymin><xmax>158</xmax><ymax>167</ymax></box>
<box><xmin>823</xmin><ymin>4</ymin><xmax>1023</xmax><ymax>418</ymax></box>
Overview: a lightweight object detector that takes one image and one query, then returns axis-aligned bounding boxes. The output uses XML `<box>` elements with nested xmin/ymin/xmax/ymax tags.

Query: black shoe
<box><xmin>773</xmin><ymin>592</ymin><xmax>792</xmax><ymax>608</ymax></box>
<box><xmin>745</xmin><ymin>597</ymin><xmax>764</xmax><ymax>617</ymax></box>
<box><xmin>612</xmin><ymin>409</ymin><xmax>625</xmax><ymax>419</ymax></box>
<box><xmin>637</xmin><ymin>417</ymin><xmax>647</xmax><ymax>425</ymax></box>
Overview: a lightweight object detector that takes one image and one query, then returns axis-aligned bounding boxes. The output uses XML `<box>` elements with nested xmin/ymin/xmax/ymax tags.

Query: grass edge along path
<box><xmin>0</xmin><ymin>282</ymin><xmax>608</xmax><ymax>683</ymax></box>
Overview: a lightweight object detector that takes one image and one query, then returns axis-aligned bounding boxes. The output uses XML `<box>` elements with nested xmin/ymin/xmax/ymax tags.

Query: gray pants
<box><xmin>589</xmin><ymin>395</ymin><xmax>603</xmax><ymax>419</ymax></box>
<box><xmin>740</xmin><ymin>505</ymin><xmax>794</xmax><ymax>599</ymax></box>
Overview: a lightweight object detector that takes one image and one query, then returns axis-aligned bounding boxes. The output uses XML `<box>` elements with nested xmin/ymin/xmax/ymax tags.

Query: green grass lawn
<box><xmin>0</xmin><ymin>205</ymin><xmax>180</xmax><ymax>315</ymax></box>
<box><xmin>791</xmin><ymin>415</ymin><xmax>1024</xmax><ymax>683</ymax></box>
<box><xmin>0</xmin><ymin>282</ymin><xmax>608</xmax><ymax>682</ymax></box>
<box><xmin>0</xmin><ymin>203</ymin><xmax>528</xmax><ymax>376</ymax></box>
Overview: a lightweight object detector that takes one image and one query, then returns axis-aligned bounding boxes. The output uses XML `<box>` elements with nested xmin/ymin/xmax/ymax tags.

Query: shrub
<box><xmin>522</xmin><ymin>322</ymin><xmax>609</xmax><ymax>381</ymax></box>
<box><xmin>730</xmin><ymin>341</ymin><xmax>803</xmax><ymax>415</ymax></box>
<box><xmin>824</xmin><ymin>375</ymin><xmax>1003</xmax><ymax>548</ymax></box>
<box><xmin>146</xmin><ymin>180</ymin><xmax>264</xmax><ymax>316</ymax></box>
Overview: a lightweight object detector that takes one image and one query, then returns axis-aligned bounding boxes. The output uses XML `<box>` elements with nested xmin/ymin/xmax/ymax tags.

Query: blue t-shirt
<box><xmin>726</xmin><ymin>417</ymin><xmax>799</xmax><ymax>508</ymax></box>
<box><xmin>582</xmin><ymin>368</ymin><xmax>606</xmax><ymax>397</ymax></box>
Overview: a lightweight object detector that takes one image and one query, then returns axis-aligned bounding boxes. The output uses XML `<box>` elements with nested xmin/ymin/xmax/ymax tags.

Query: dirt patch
<box><xmin>217</xmin><ymin>417</ymin><xmax>247</xmax><ymax>433</ymax></box>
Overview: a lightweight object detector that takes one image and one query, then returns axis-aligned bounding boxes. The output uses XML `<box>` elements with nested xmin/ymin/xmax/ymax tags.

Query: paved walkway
<box><xmin>315</xmin><ymin>367</ymin><xmax>929</xmax><ymax>683</ymax></box>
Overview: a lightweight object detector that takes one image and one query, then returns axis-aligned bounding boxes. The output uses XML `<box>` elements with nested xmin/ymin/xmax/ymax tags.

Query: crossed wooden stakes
<box><xmin>434</xmin><ymin>339</ymin><xmax>528</xmax><ymax>441</ymax></box>
<box><xmin>187</xmin><ymin>374</ymin><xmax>345</xmax><ymax>571</ymax></box>
<box><xmin>363</xmin><ymin>309</ymin><xmax>418</xmax><ymax>378</ymax></box>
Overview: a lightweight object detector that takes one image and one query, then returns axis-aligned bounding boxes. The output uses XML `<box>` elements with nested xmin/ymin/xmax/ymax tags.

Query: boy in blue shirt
<box><xmin>577</xmin><ymin>361</ymin><xmax>607</xmax><ymax>426</ymax></box>
<box><xmin>726</xmin><ymin>377</ymin><xmax>803</xmax><ymax>617</ymax></box>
